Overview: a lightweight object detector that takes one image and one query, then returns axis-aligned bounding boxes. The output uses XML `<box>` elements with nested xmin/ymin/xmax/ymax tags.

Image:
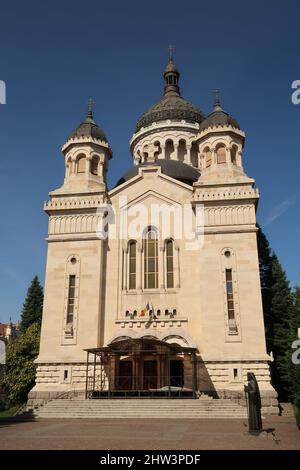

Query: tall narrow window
<box><xmin>217</xmin><ymin>145</ymin><xmax>226</xmax><ymax>164</ymax></box>
<box><xmin>128</xmin><ymin>241</ymin><xmax>137</xmax><ymax>290</ymax></box>
<box><xmin>225</xmin><ymin>269</ymin><xmax>237</xmax><ymax>333</ymax></box>
<box><xmin>67</xmin><ymin>275</ymin><xmax>76</xmax><ymax>324</ymax></box>
<box><xmin>166</xmin><ymin>240</ymin><xmax>174</xmax><ymax>288</ymax></box>
<box><xmin>90</xmin><ymin>156</ymin><xmax>99</xmax><ymax>175</ymax></box>
<box><xmin>144</xmin><ymin>229</ymin><xmax>158</xmax><ymax>289</ymax></box>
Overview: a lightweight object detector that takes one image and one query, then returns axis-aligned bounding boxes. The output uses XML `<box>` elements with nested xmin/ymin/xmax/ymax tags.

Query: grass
<box><xmin>0</xmin><ymin>405</ymin><xmax>21</xmax><ymax>418</ymax></box>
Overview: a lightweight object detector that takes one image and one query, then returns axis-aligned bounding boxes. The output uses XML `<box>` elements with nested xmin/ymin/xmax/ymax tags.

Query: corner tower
<box><xmin>28</xmin><ymin>103</ymin><xmax>111</xmax><ymax>405</ymax></box>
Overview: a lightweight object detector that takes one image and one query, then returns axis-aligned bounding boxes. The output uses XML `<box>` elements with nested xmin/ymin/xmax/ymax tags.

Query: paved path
<box><xmin>0</xmin><ymin>416</ymin><xmax>299</xmax><ymax>450</ymax></box>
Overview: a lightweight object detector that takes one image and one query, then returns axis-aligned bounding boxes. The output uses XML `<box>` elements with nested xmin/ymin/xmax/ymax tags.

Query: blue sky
<box><xmin>0</xmin><ymin>0</ymin><xmax>299</xmax><ymax>322</ymax></box>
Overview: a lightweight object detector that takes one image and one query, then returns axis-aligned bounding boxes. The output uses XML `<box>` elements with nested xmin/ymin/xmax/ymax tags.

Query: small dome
<box><xmin>199</xmin><ymin>109</ymin><xmax>240</xmax><ymax>132</ymax></box>
<box><xmin>68</xmin><ymin>110</ymin><xmax>108</xmax><ymax>142</ymax></box>
<box><xmin>199</xmin><ymin>91</ymin><xmax>240</xmax><ymax>132</ymax></box>
<box><xmin>115</xmin><ymin>160</ymin><xmax>200</xmax><ymax>187</ymax></box>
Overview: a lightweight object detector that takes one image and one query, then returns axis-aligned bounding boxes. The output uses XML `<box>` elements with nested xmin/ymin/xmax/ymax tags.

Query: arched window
<box><xmin>90</xmin><ymin>156</ymin><xmax>99</xmax><ymax>175</ymax></box>
<box><xmin>144</xmin><ymin>228</ymin><xmax>158</xmax><ymax>289</ymax></box>
<box><xmin>216</xmin><ymin>145</ymin><xmax>226</xmax><ymax>164</ymax></box>
<box><xmin>128</xmin><ymin>241</ymin><xmax>137</xmax><ymax>290</ymax></box>
<box><xmin>77</xmin><ymin>155</ymin><xmax>86</xmax><ymax>173</ymax></box>
<box><xmin>231</xmin><ymin>145</ymin><xmax>238</xmax><ymax>165</ymax></box>
<box><xmin>165</xmin><ymin>140</ymin><xmax>174</xmax><ymax>160</ymax></box>
<box><xmin>166</xmin><ymin>240</ymin><xmax>174</xmax><ymax>288</ymax></box>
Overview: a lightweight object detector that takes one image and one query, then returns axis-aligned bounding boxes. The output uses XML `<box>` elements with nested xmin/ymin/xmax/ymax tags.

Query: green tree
<box><xmin>257</xmin><ymin>226</ymin><xmax>294</xmax><ymax>401</ymax></box>
<box><xmin>19</xmin><ymin>276</ymin><xmax>43</xmax><ymax>332</ymax></box>
<box><xmin>270</xmin><ymin>254</ymin><xmax>293</xmax><ymax>401</ymax></box>
<box><xmin>257</xmin><ymin>225</ymin><xmax>273</xmax><ymax>352</ymax></box>
<box><xmin>1</xmin><ymin>323</ymin><xmax>40</xmax><ymax>404</ymax></box>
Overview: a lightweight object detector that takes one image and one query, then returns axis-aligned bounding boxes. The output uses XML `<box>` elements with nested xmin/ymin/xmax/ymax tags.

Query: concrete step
<box><xmin>29</xmin><ymin>396</ymin><xmax>247</xmax><ymax>419</ymax></box>
<box><xmin>34</xmin><ymin>410</ymin><xmax>246</xmax><ymax>418</ymax></box>
<box><xmin>24</xmin><ymin>395</ymin><xmax>247</xmax><ymax>420</ymax></box>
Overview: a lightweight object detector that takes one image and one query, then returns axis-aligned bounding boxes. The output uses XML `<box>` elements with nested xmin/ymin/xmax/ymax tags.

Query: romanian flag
<box><xmin>139</xmin><ymin>302</ymin><xmax>154</xmax><ymax>317</ymax></box>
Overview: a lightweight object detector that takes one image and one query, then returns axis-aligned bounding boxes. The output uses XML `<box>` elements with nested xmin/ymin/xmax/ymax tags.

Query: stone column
<box><xmin>172</xmin><ymin>143</ymin><xmax>179</xmax><ymax>161</ymax></box>
<box><xmin>225</xmin><ymin>147</ymin><xmax>231</xmax><ymax>165</ymax></box>
<box><xmin>71</xmin><ymin>157</ymin><xmax>76</xmax><ymax>174</ymax></box>
<box><xmin>159</xmin><ymin>245</ymin><xmax>165</xmax><ymax>289</ymax></box>
<box><xmin>174</xmin><ymin>245</ymin><xmax>180</xmax><ymax>288</ymax></box>
<box><xmin>186</xmin><ymin>144</ymin><xmax>192</xmax><ymax>165</ymax></box>
<box><xmin>123</xmin><ymin>247</ymin><xmax>128</xmax><ymax>291</ymax></box>
<box><xmin>197</xmin><ymin>153</ymin><xmax>201</xmax><ymax>169</ymax></box>
<box><xmin>85</xmin><ymin>156</ymin><xmax>91</xmax><ymax>180</ymax></box>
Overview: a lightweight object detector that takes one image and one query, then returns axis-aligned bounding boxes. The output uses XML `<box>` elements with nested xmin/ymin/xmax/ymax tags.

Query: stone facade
<box><xmin>28</xmin><ymin>56</ymin><xmax>278</xmax><ymax>414</ymax></box>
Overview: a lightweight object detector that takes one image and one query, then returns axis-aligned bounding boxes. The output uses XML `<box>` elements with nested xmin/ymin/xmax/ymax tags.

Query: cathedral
<box><xmin>28</xmin><ymin>54</ymin><xmax>278</xmax><ymax>414</ymax></box>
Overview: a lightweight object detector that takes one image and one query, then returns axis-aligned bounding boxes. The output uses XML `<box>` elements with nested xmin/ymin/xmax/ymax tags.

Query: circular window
<box><xmin>224</xmin><ymin>250</ymin><xmax>231</xmax><ymax>258</ymax></box>
<box><xmin>70</xmin><ymin>257</ymin><xmax>77</xmax><ymax>265</ymax></box>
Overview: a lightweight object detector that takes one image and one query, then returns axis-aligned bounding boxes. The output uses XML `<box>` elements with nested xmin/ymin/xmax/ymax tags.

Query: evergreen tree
<box><xmin>269</xmin><ymin>254</ymin><xmax>293</xmax><ymax>401</ymax></box>
<box><xmin>1</xmin><ymin>323</ymin><xmax>40</xmax><ymax>404</ymax></box>
<box><xmin>19</xmin><ymin>276</ymin><xmax>44</xmax><ymax>332</ymax></box>
<box><xmin>257</xmin><ymin>226</ymin><xmax>294</xmax><ymax>401</ymax></box>
<box><xmin>257</xmin><ymin>225</ymin><xmax>273</xmax><ymax>352</ymax></box>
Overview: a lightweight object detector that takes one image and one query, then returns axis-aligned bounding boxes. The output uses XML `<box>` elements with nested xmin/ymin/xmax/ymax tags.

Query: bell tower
<box><xmin>60</xmin><ymin>100</ymin><xmax>111</xmax><ymax>192</ymax></box>
<box><xmin>30</xmin><ymin>102</ymin><xmax>112</xmax><ymax>404</ymax></box>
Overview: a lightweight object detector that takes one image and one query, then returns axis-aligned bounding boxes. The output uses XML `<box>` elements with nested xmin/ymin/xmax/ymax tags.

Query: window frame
<box><xmin>144</xmin><ymin>228</ymin><xmax>158</xmax><ymax>289</ymax></box>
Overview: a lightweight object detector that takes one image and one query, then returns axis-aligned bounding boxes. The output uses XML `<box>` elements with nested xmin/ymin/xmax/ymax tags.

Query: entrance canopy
<box><xmin>84</xmin><ymin>337</ymin><xmax>198</xmax><ymax>399</ymax></box>
<box><xmin>85</xmin><ymin>336</ymin><xmax>196</xmax><ymax>356</ymax></box>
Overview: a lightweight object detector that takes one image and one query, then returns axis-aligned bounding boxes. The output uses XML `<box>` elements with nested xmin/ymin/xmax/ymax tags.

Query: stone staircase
<box><xmin>28</xmin><ymin>396</ymin><xmax>248</xmax><ymax>419</ymax></box>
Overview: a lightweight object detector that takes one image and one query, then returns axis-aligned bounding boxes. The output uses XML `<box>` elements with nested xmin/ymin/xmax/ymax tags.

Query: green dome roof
<box><xmin>68</xmin><ymin>109</ymin><xmax>108</xmax><ymax>142</ymax></box>
<box><xmin>199</xmin><ymin>91</ymin><xmax>240</xmax><ymax>132</ymax></box>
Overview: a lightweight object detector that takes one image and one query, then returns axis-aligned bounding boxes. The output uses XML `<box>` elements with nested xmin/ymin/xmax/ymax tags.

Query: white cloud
<box><xmin>264</xmin><ymin>192</ymin><xmax>300</xmax><ymax>226</ymax></box>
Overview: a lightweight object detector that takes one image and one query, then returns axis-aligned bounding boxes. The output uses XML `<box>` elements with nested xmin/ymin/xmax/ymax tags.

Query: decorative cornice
<box><xmin>62</xmin><ymin>136</ymin><xmax>112</xmax><ymax>156</ymax></box>
<box><xmin>130</xmin><ymin>119</ymin><xmax>200</xmax><ymax>148</ymax></box>
<box><xmin>197</xmin><ymin>124</ymin><xmax>245</xmax><ymax>141</ymax></box>
<box><xmin>192</xmin><ymin>185</ymin><xmax>259</xmax><ymax>203</ymax></box>
<box><xmin>44</xmin><ymin>195</ymin><xmax>108</xmax><ymax>213</ymax></box>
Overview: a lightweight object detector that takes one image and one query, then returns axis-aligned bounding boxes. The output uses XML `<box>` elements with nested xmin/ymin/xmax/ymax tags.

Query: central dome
<box><xmin>135</xmin><ymin>95</ymin><xmax>204</xmax><ymax>132</ymax></box>
<box><xmin>135</xmin><ymin>56</ymin><xmax>205</xmax><ymax>133</ymax></box>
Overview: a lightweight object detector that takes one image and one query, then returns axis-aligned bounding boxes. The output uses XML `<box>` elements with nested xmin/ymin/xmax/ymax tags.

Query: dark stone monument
<box><xmin>244</xmin><ymin>372</ymin><xmax>263</xmax><ymax>434</ymax></box>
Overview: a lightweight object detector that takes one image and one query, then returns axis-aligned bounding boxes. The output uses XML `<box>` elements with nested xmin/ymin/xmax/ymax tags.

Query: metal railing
<box><xmin>86</xmin><ymin>374</ymin><xmax>191</xmax><ymax>399</ymax></box>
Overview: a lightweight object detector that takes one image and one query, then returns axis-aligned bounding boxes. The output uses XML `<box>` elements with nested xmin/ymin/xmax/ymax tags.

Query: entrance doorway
<box><xmin>170</xmin><ymin>360</ymin><xmax>184</xmax><ymax>387</ymax></box>
<box><xmin>143</xmin><ymin>360</ymin><xmax>157</xmax><ymax>390</ymax></box>
<box><xmin>118</xmin><ymin>360</ymin><xmax>133</xmax><ymax>390</ymax></box>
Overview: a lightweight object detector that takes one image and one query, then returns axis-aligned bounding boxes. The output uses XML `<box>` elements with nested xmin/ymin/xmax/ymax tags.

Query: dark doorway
<box><xmin>143</xmin><ymin>360</ymin><xmax>157</xmax><ymax>390</ymax></box>
<box><xmin>118</xmin><ymin>360</ymin><xmax>133</xmax><ymax>390</ymax></box>
<box><xmin>170</xmin><ymin>360</ymin><xmax>184</xmax><ymax>387</ymax></box>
